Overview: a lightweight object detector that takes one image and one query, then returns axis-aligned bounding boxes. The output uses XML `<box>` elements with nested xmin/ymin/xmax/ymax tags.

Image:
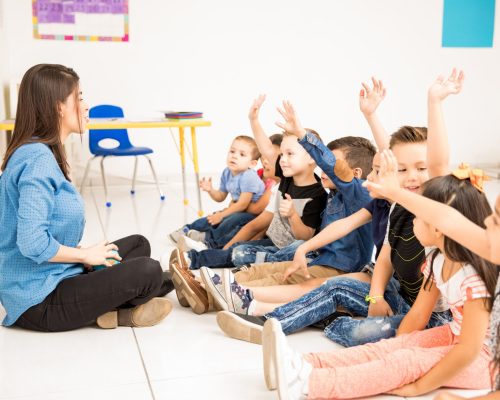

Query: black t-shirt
<box><xmin>266</xmin><ymin>158</ymin><xmax>327</xmax><ymax>248</ymax></box>
<box><xmin>364</xmin><ymin>199</ymin><xmax>391</xmax><ymax>260</ymax></box>
<box><xmin>387</xmin><ymin>204</ymin><xmax>426</xmax><ymax>305</ymax></box>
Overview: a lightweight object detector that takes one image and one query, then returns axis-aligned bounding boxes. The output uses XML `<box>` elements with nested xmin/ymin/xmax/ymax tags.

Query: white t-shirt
<box><xmin>422</xmin><ymin>251</ymin><xmax>490</xmax><ymax>341</ymax></box>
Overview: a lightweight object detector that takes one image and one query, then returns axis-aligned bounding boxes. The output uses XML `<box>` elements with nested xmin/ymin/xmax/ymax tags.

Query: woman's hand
<box><xmin>81</xmin><ymin>240</ymin><xmax>121</xmax><ymax>267</ymax></box>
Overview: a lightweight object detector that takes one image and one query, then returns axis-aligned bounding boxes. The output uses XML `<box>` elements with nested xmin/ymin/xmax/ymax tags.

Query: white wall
<box><xmin>2</xmin><ymin>0</ymin><xmax>500</xmax><ymax>181</ymax></box>
<box><xmin>0</xmin><ymin>0</ymin><xmax>9</xmax><ymax>154</ymax></box>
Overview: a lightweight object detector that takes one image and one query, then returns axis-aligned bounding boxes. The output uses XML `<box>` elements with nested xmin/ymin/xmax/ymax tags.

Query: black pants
<box><xmin>15</xmin><ymin>235</ymin><xmax>167</xmax><ymax>332</ymax></box>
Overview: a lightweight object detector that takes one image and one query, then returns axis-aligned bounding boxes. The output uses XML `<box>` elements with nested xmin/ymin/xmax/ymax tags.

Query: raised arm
<box><xmin>427</xmin><ymin>68</ymin><xmax>464</xmax><ymax>178</ymax></box>
<box><xmin>249</xmin><ymin>94</ymin><xmax>277</xmax><ymax>165</ymax></box>
<box><xmin>360</xmin><ymin>77</ymin><xmax>390</xmax><ymax>150</ymax></box>
<box><xmin>200</xmin><ymin>177</ymin><xmax>228</xmax><ymax>202</ymax></box>
<box><xmin>364</xmin><ymin>150</ymin><xmax>491</xmax><ymax>260</ymax></box>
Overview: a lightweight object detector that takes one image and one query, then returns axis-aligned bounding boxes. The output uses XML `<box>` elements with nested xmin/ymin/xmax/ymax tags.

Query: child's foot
<box><xmin>97</xmin><ymin>298</ymin><xmax>173</xmax><ymax>329</ymax></box>
<box><xmin>187</xmin><ymin>229</ymin><xmax>206</xmax><ymax>243</ymax></box>
<box><xmin>170</xmin><ymin>262</ymin><xmax>209</xmax><ymax>314</ymax></box>
<box><xmin>223</xmin><ymin>269</ymin><xmax>255</xmax><ymax>315</ymax></box>
<box><xmin>178</xmin><ymin>235</ymin><xmax>208</xmax><ymax>252</ymax></box>
<box><xmin>200</xmin><ymin>267</ymin><xmax>228</xmax><ymax>311</ymax></box>
<box><xmin>169</xmin><ymin>226</ymin><xmax>188</xmax><ymax>244</ymax></box>
<box><xmin>263</xmin><ymin>319</ymin><xmax>312</xmax><ymax>398</ymax></box>
<box><xmin>216</xmin><ymin>310</ymin><xmax>266</xmax><ymax>344</ymax></box>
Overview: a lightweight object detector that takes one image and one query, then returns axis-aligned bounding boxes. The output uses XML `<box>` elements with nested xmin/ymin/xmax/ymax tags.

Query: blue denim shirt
<box><xmin>299</xmin><ymin>131</ymin><xmax>373</xmax><ymax>272</ymax></box>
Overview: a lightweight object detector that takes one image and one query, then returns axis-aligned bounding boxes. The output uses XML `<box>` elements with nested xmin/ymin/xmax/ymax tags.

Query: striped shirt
<box><xmin>422</xmin><ymin>251</ymin><xmax>490</xmax><ymax>340</ymax></box>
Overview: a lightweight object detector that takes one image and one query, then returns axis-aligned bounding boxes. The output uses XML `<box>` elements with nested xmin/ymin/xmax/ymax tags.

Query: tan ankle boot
<box><xmin>97</xmin><ymin>298</ymin><xmax>173</xmax><ymax>329</ymax></box>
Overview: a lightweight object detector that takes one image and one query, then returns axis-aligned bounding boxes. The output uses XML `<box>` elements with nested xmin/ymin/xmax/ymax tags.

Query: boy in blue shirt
<box><xmin>169</xmin><ymin>135</ymin><xmax>265</xmax><ymax>249</ymax></box>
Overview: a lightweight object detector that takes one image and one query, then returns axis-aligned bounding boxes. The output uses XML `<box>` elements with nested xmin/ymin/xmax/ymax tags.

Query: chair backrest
<box><xmin>89</xmin><ymin>104</ymin><xmax>133</xmax><ymax>154</ymax></box>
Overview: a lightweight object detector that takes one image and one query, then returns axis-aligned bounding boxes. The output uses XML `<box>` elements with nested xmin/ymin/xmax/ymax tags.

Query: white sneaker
<box><xmin>178</xmin><ymin>235</ymin><xmax>208</xmax><ymax>252</ymax></box>
<box><xmin>263</xmin><ymin>319</ymin><xmax>311</xmax><ymax>399</ymax></box>
<box><xmin>187</xmin><ymin>229</ymin><xmax>206</xmax><ymax>243</ymax></box>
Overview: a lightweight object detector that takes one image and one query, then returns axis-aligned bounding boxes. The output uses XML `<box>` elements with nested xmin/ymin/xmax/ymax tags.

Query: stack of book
<box><xmin>163</xmin><ymin>111</ymin><xmax>203</xmax><ymax>119</ymax></box>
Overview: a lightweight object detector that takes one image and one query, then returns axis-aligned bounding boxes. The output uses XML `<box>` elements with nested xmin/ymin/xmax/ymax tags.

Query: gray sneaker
<box><xmin>187</xmin><ymin>229</ymin><xmax>206</xmax><ymax>243</ymax></box>
<box><xmin>216</xmin><ymin>310</ymin><xmax>266</xmax><ymax>344</ymax></box>
<box><xmin>223</xmin><ymin>269</ymin><xmax>254</xmax><ymax>314</ymax></box>
<box><xmin>169</xmin><ymin>226</ymin><xmax>188</xmax><ymax>244</ymax></box>
<box><xmin>200</xmin><ymin>267</ymin><xmax>228</xmax><ymax>311</ymax></box>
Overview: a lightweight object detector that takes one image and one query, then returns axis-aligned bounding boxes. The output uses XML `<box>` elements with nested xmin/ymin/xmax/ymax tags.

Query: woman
<box><xmin>0</xmin><ymin>64</ymin><xmax>172</xmax><ymax>332</ymax></box>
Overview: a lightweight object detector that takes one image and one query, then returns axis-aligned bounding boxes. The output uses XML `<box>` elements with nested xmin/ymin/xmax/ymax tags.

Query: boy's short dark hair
<box><xmin>389</xmin><ymin>126</ymin><xmax>428</xmax><ymax>149</ymax></box>
<box><xmin>327</xmin><ymin>136</ymin><xmax>376</xmax><ymax>180</ymax></box>
<box><xmin>269</xmin><ymin>133</ymin><xmax>283</xmax><ymax>147</ymax></box>
<box><xmin>233</xmin><ymin>135</ymin><xmax>261</xmax><ymax>160</ymax></box>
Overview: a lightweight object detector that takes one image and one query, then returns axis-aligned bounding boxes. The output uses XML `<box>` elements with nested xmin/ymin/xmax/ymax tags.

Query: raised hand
<box><xmin>199</xmin><ymin>177</ymin><xmax>213</xmax><ymax>192</ymax></box>
<box><xmin>428</xmin><ymin>68</ymin><xmax>464</xmax><ymax>102</ymax></box>
<box><xmin>275</xmin><ymin>100</ymin><xmax>306</xmax><ymax>139</ymax></box>
<box><xmin>279</xmin><ymin>193</ymin><xmax>297</xmax><ymax>218</ymax></box>
<box><xmin>363</xmin><ymin>150</ymin><xmax>400</xmax><ymax>200</ymax></box>
<box><xmin>249</xmin><ymin>94</ymin><xmax>266</xmax><ymax>121</ymax></box>
<box><xmin>359</xmin><ymin>77</ymin><xmax>386</xmax><ymax>116</ymax></box>
<box><xmin>81</xmin><ymin>240</ymin><xmax>121</xmax><ymax>267</ymax></box>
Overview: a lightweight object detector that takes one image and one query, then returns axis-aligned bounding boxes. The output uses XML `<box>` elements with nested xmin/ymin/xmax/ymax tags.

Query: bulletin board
<box><xmin>32</xmin><ymin>0</ymin><xmax>129</xmax><ymax>42</ymax></box>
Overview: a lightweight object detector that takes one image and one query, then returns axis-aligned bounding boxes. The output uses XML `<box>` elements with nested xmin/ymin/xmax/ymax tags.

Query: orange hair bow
<box><xmin>451</xmin><ymin>163</ymin><xmax>489</xmax><ymax>192</ymax></box>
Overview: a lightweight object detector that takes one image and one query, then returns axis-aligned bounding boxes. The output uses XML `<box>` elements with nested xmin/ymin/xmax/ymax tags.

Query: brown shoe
<box><xmin>97</xmin><ymin>298</ymin><xmax>173</xmax><ymax>329</ymax></box>
<box><xmin>169</xmin><ymin>249</ymin><xmax>190</xmax><ymax>307</ymax></box>
<box><xmin>169</xmin><ymin>248</ymin><xmax>189</xmax><ymax>270</ymax></box>
<box><xmin>170</xmin><ymin>262</ymin><xmax>209</xmax><ymax>314</ymax></box>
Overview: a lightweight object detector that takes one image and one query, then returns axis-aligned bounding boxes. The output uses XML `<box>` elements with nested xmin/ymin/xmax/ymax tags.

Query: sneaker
<box><xmin>263</xmin><ymin>318</ymin><xmax>312</xmax><ymax>397</ymax></box>
<box><xmin>169</xmin><ymin>226</ymin><xmax>188</xmax><ymax>244</ymax></box>
<box><xmin>223</xmin><ymin>269</ymin><xmax>254</xmax><ymax>314</ymax></box>
<box><xmin>216</xmin><ymin>310</ymin><xmax>266</xmax><ymax>344</ymax></box>
<box><xmin>178</xmin><ymin>235</ymin><xmax>208</xmax><ymax>252</ymax></box>
<box><xmin>97</xmin><ymin>298</ymin><xmax>173</xmax><ymax>329</ymax></box>
<box><xmin>170</xmin><ymin>262</ymin><xmax>209</xmax><ymax>314</ymax></box>
<box><xmin>187</xmin><ymin>229</ymin><xmax>206</xmax><ymax>243</ymax></box>
<box><xmin>169</xmin><ymin>248</ymin><xmax>191</xmax><ymax>271</ymax></box>
<box><xmin>200</xmin><ymin>267</ymin><xmax>228</xmax><ymax>311</ymax></box>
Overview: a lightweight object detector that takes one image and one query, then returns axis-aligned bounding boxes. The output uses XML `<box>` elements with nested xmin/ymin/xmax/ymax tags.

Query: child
<box><xmin>169</xmin><ymin>135</ymin><xmax>265</xmax><ymax>250</ymax></box>
<box><xmin>366</xmin><ymin>153</ymin><xmax>500</xmax><ymax>400</ymax></box>
<box><xmin>263</xmin><ymin>171</ymin><xmax>498</xmax><ymax>399</ymax></box>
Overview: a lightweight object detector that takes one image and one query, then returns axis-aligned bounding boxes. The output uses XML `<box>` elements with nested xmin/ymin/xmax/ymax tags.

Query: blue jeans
<box><xmin>186</xmin><ymin>212</ymin><xmax>256</xmax><ymax>249</ymax></box>
<box><xmin>188</xmin><ymin>239</ymin><xmax>272</xmax><ymax>270</ymax></box>
<box><xmin>231</xmin><ymin>239</ymin><xmax>308</xmax><ymax>267</ymax></box>
<box><xmin>265</xmin><ymin>276</ymin><xmax>452</xmax><ymax>347</ymax></box>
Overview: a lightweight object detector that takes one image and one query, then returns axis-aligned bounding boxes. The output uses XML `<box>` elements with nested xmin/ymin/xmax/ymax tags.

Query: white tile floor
<box><xmin>0</xmin><ymin>177</ymin><xmax>497</xmax><ymax>400</ymax></box>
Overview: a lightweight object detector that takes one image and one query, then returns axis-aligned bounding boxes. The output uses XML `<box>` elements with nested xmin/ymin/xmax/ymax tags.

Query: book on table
<box><xmin>163</xmin><ymin>111</ymin><xmax>203</xmax><ymax>119</ymax></box>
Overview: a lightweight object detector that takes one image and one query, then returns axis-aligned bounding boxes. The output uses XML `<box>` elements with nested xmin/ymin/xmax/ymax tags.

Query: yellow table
<box><xmin>0</xmin><ymin>118</ymin><xmax>211</xmax><ymax>216</ymax></box>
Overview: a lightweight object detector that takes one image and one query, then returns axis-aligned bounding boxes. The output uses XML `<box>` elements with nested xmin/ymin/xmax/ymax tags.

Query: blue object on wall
<box><xmin>442</xmin><ymin>0</ymin><xmax>495</xmax><ymax>47</ymax></box>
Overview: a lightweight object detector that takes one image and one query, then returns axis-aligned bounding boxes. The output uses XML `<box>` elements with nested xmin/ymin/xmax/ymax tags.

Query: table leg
<box><xmin>191</xmin><ymin>127</ymin><xmax>203</xmax><ymax>216</ymax></box>
<box><xmin>179</xmin><ymin>127</ymin><xmax>188</xmax><ymax>207</ymax></box>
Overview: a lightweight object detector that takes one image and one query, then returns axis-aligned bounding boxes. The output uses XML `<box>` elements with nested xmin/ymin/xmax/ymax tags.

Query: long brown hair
<box><xmin>1</xmin><ymin>64</ymin><xmax>81</xmax><ymax>180</ymax></box>
<box><xmin>422</xmin><ymin>175</ymin><xmax>498</xmax><ymax>307</ymax></box>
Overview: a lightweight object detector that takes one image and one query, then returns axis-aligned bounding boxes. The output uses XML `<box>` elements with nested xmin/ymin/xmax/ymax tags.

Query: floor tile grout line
<box><xmin>132</xmin><ymin>327</ymin><xmax>156</xmax><ymax>400</ymax></box>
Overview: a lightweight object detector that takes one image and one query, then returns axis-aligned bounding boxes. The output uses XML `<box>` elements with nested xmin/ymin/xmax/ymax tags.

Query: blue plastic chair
<box><xmin>80</xmin><ymin>104</ymin><xmax>165</xmax><ymax>207</ymax></box>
